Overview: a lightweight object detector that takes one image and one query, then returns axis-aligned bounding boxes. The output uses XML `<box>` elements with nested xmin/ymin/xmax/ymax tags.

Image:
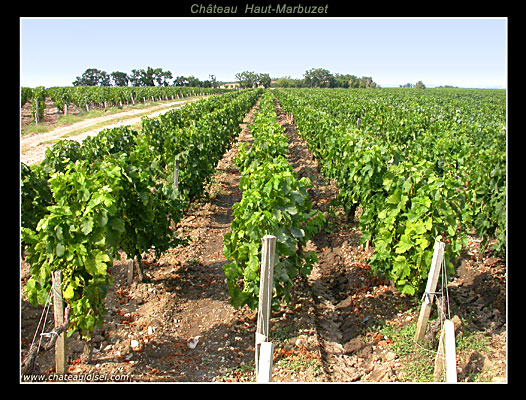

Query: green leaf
<box><xmin>383</xmin><ymin>174</ymin><xmax>394</xmax><ymax>189</ymax></box>
<box><xmin>97</xmin><ymin>213</ymin><xmax>108</xmax><ymax>227</ymax></box>
<box><xmin>395</xmin><ymin>235</ymin><xmax>413</xmax><ymax>254</ymax></box>
<box><xmin>283</xmin><ymin>204</ymin><xmax>298</xmax><ymax>215</ymax></box>
<box><xmin>414</xmin><ymin>220</ymin><xmax>428</xmax><ymax>235</ymax></box>
<box><xmin>415</xmin><ymin>236</ymin><xmax>430</xmax><ymax>250</ymax></box>
<box><xmin>392</xmin><ymin>255</ymin><xmax>410</xmax><ymax>279</ymax></box>
<box><xmin>108</xmin><ymin>217</ymin><xmax>125</xmax><ymax>233</ymax></box>
<box><xmin>276</xmin><ymin>227</ymin><xmax>289</xmax><ymax>243</ymax></box>
<box><xmin>400</xmin><ymin>284</ymin><xmax>416</xmax><ymax>296</ymax></box>
<box><xmin>95</xmin><ymin>252</ymin><xmax>111</xmax><ymax>274</ymax></box>
<box><xmin>290</xmin><ymin>226</ymin><xmax>305</xmax><ymax>238</ymax></box>
<box><xmin>386</xmin><ymin>192</ymin><xmax>401</xmax><ymax>204</ymax></box>
<box><xmin>424</xmin><ymin>217</ymin><xmax>432</xmax><ymax>231</ymax></box>
<box><xmin>291</xmin><ymin>190</ymin><xmax>305</xmax><ymax>205</ymax></box>
<box><xmin>84</xmin><ymin>251</ymin><xmax>110</xmax><ymax>276</ymax></box>
<box><xmin>56</xmin><ymin>242</ymin><xmax>65</xmax><ymax>257</ymax></box>
<box><xmin>63</xmin><ymin>284</ymin><xmax>75</xmax><ymax>300</ymax></box>
<box><xmin>81</xmin><ymin>217</ymin><xmax>94</xmax><ymax>235</ymax></box>
<box><xmin>85</xmin><ymin>257</ymin><xmax>97</xmax><ymax>276</ymax></box>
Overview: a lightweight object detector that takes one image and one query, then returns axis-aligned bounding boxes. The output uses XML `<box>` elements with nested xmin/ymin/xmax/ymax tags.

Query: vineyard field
<box><xmin>21</xmin><ymin>88</ymin><xmax>506</xmax><ymax>382</ymax></box>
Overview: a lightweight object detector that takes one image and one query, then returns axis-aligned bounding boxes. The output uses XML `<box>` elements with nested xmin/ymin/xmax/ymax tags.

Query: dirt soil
<box><xmin>20</xmin><ymin>97</ymin><xmax>507</xmax><ymax>383</ymax></box>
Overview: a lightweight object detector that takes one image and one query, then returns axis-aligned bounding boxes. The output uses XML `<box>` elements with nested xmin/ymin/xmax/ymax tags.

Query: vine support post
<box><xmin>257</xmin><ymin>342</ymin><xmax>275</xmax><ymax>382</ymax></box>
<box><xmin>52</xmin><ymin>270</ymin><xmax>66</xmax><ymax>375</ymax></box>
<box><xmin>255</xmin><ymin>235</ymin><xmax>276</xmax><ymax>382</ymax></box>
<box><xmin>127</xmin><ymin>259</ymin><xmax>134</xmax><ymax>285</ymax></box>
<box><xmin>134</xmin><ymin>256</ymin><xmax>143</xmax><ymax>283</ymax></box>
<box><xmin>414</xmin><ymin>240</ymin><xmax>445</xmax><ymax>342</ymax></box>
<box><xmin>443</xmin><ymin>320</ymin><xmax>457</xmax><ymax>382</ymax></box>
<box><xmin>127</xmin><ymin>256</ymin><xmax>143</xmax><ymax>284</ymax></box>
<box><xmin>34</xmin><ymin>97</ymin><xmax>40</xmax><ymax>124</ymax></box>
<box><xmin>434</xmin><ymin>319</ymin><xmax>457</xmax><ymax>382</ymax></box>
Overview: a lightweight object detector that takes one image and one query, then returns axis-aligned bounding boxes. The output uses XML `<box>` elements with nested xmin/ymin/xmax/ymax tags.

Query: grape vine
<box><xmin>21</xmin><ymin>90</ymin><xmax>260</xmax><ymax>339</ymax></box>
<box><xmin>223</xmin><ymin>92</ymin><xmax>324</xmax><ymax>310</ymax></box>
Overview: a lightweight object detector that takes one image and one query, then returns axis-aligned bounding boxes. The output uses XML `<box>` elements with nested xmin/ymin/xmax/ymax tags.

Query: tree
<box><xmin>73</xmin><ymin>68</ymin><xmax>111</xmax><ymax>86</ymax></box>
<box><xmin>234</xmin><ymin>72</ymin><xmax>271</xmax><ymax>88</ymax></box>
<box><xmin>272</xmin><ymin>76</ymin><xmax>305</xmax><ymax>88</ymax></box>
<box><xmin>334</xmin><ymin>73</ymin><xmax>350</xmax><ymax>88</ymax></box>
<box><xmin>110</xmin><ymin>71</ymin><xmax>129</xmax><ymax>87</ymax></box>
<box><xmin>415</xmin><ymin>80</ymin><xmax>426</xmax><ymax>89</ymax></box>
<box><xmin>235</xmin><ymin>71</ymin><xmax>258</xmax><ymax>89</ymax></box>
<box><xmin>186</xmin><ymin>75</ymin><xmax>201</xmax><ymax>87</ymax></box>
<box><xmin>129</xmin><ymin>69</ymin><xmax>147</xmax><ymax>86</ymax></box>
<box><xmin>348</xmin><ymin>75</ymin><xmax>359</xmax><ymax>88</ymax></box>
<box><xmin>303</xmin><ymin>68</ymin><xmax>333</xmax><ymax>88</ymax></box>
<box><xmin>257</xmin><ymin>73</ymin><xmax>272</xmax><ymax>88</ymax></box>
<box><xmin>358</xmin><ymin>76</ymin><xmax>374</xmax><ymax>88</ymax></box>
<box><xmin>129</xmin><ymin>67</ymin><xmax>173</xmax><ymax>87</ymax></box>
<box><xmin>272</xmin><ymin>70</ymin><xmax>378</xmax><ymax>89</ymax></box>
<box><xmin>155</xmin><ymin>69</ymin><xmax>173</xmax><ymax>86</ymax></box>
<box><xmin>274</xmin><ymin>77</ymin><xmax>290</xmax><ymax>88</ymax></box>
<box><xmin>173</xmin><ymin>76</ymin><xmax>189</xmax><ymax>87</ymax></box>
<box><xmin>208</xmin><ymin>74</ymin><xmax>218</xmax><ymax>88</ymax></box>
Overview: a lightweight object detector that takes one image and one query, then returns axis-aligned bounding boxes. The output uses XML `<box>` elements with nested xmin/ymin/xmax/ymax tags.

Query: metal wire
<box><xmin>27</xmin><ymin>287</ymin><xmax>53</xmax><ymax>372</ymax></box>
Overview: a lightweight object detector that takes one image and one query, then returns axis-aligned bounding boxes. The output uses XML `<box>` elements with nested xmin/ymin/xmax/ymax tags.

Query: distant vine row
<box><xmin>21</xmin><ymin>85</ymin><xmax>229</xmax><ymax>122</ymax></box>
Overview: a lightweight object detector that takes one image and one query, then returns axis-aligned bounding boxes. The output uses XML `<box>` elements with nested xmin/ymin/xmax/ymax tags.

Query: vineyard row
<box><xmin>21</xmin><ymin>89</ymin><xmax>261</xmax><ymax>339</ymax></box>
<box><xmin>274</xmin><ymin>88</ymin><xmax>506</xmax><ymax>295</ymax></box>
<box><xmin>223</xmin><ymin>91</ymin><xmax>324</xmax><ymax>310</ymax></box>
<box><xmin>21</xmin><ymin>85</ymin><xmax>231</xmax><ymax>123</ymax></box>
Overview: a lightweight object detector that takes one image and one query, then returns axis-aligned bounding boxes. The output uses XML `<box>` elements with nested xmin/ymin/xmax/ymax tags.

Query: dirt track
<box><xmin>20</xmin><ymin>97</ymin><xmax>202</xmax><ymax>166</ymax></box>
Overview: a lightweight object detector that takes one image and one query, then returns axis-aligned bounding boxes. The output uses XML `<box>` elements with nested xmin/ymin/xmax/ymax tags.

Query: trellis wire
<box><xmin>414</xmin><ymin>254</ymin><xmax>453</xmax><ymax>381</ymax></box>
<box><xmin>26</xmin><ymin>286</ymin><xmax>53</xmax><ymax>372</ymax></box>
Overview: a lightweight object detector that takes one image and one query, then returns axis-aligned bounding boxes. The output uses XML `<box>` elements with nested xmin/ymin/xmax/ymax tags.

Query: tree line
<box><xmin>72</xmin><ymin>66</ymin><xmax>381</xmax><ymax>90</ymax></box>
<box><xmin>400</xmin><ymin>81</ymin><xmax>426</xmax><ymax>89</ymax></box>
<box><xmin>73</xmin><ymin>66</ymin><xmax>220</xmax><ymax>88</ymax></box>
<box><xmin>272</xmin><ymin>68</ymin><xmax>378</xmax><ymax>89</ymax></box>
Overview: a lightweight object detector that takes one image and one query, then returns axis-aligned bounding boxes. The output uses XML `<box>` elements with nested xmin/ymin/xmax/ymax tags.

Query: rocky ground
<box><xmin>20</xmin><ymin>96</ymin><xmax>507</xmax><ymax>383</ymax></box>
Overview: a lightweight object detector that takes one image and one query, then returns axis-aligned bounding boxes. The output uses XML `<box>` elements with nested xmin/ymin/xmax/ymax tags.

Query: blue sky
<box><xmin>20</xmin><ymin>17</ymin><xmax>507</xmax><ymax>88</ymax></box>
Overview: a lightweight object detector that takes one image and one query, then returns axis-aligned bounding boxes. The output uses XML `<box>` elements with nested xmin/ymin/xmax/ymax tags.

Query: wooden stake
<box><xmin>257</xmin><ymin>342</ymin><xmax>274</xmax><ymax>382</ymax></box>
<box><xmin>434</xmin><ymin>327</ymin><xmax>446</xmax><ymax>381</ymax></box>
<box><xmin>414</xmin><ymin>240</ymin><xmax>445</xmax><ymax>342</ymax></box>
<box><xmin>255</xmin><ymin>235</ymin><xmax>276</xmax><ymax>380</ymax></box>
<box><xmin>127</xmin><ymin>258</ymin><xmax>134</xmax><ymax>285</ymax></box>
<box><xmin>434</xmin><ymin>320</ymin><xmax>457</xmax><ymax>382</ymax></box>
<box><xmin>52</xmin><ymin>271</ymin><xmax>66</xmax><ymax>375</ymax></box>
<box><xmin>134</xmin><ymin>255</ymin><xmax>143</xmax><ymax>282</ymax></box>
<box><xmin>444</xmin><ymin>320</ymin><xmax>457</xmax><ymax>382</ymax></box>
<box><xmin>34</xmin><ymin>98</ymin><xmax>40</xmax><ymax>124</ymax></box>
